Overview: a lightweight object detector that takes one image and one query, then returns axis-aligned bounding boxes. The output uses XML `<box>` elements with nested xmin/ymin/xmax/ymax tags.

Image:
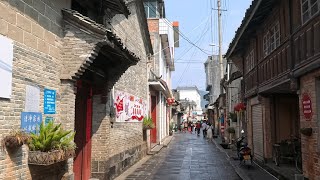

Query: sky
<box><xmin>165</xmin><ymin>0</ymin><xmax>253</xmax><ymax>91</ymax></box>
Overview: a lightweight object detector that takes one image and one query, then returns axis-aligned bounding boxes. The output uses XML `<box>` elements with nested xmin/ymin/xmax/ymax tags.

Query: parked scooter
<box><xmin>235</xmin><ymin>131</ymin><xmax>253</xmax><ymax>168</ymax></box>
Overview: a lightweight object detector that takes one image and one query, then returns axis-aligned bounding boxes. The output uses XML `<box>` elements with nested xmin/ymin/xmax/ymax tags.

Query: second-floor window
<box><xmin>246</xmin><ymin>50</ymin><xmax>255</xmax><ymax>72</ymax></box>
<box><xmin>144</xmin><ymin>0</ymin><xmax>158</xmax><ymax>18</ymax></box>
<box><xmin>263</xmin><ymin>22</ymin><xmax>280</xmax><ymax>57</ymax></box>
<box><xmin>301</xmin><ymin>0</ymin><xmax>319</xmax><ymax>23</ymax></box>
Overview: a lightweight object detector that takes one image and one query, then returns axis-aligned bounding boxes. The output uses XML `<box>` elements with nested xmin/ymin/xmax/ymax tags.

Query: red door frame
<box><xmin>74</xmin><ymin>80</ymin><xmax>93</xmax><ymax>180</ymax></box>
<box><xmin>151</xmin><ymin>95</ymin><xmax>157</xmax><ymax>143</ymax></box>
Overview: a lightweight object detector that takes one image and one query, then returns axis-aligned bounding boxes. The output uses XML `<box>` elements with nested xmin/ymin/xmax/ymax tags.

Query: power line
<box><xmin>147</xmin><ymin>3</ymin><xmax>211</xmax><ymax>56</ymax></box>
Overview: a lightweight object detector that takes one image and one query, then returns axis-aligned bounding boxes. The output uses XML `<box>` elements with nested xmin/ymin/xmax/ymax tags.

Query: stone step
<box><xmin>150</xmin><ymin>144</ymin><xmax>163</xmax><ymax>153</ymax></box>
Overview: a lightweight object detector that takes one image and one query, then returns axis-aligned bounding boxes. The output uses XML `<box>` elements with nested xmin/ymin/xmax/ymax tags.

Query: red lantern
<box><xmin>234</xmin><ymin>102</ymin><xmax>246</xmax><ymax>112</ymax></box>
<box><xmin>167</xmin><ymin>98</ymin><xmax>175</xmax><ymax>105</ymax></box>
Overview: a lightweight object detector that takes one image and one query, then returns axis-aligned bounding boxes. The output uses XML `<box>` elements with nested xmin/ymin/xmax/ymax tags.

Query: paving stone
<box><xmin>123</xmin><ymin>132</ymin><xmax>241</xmax><ymax>180</ymax></box>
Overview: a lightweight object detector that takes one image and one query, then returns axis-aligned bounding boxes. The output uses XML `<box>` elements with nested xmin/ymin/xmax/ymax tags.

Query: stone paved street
<box><xmin>124</xmin><ymin>132</ymin><xmax>241</xmax><ymax>180</ymax></box>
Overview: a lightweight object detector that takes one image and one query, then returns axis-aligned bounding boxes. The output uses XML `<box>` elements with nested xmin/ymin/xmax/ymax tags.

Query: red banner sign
<box><xmin>302</xmin><ymin>93</ymin><xmax>312</xmax><ymax>120</ymax></box>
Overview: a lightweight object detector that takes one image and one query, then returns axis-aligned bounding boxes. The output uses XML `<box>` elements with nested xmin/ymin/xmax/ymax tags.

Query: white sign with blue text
<box><xmin>44</xmin><ymin>89</ymin><xmax>56</xmax><ymax>114</ymax></box>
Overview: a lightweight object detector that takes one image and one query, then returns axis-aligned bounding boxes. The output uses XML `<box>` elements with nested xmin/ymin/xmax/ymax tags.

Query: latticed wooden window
<box><xmin>301</xmin><ymin>0</ymin><xmax>319</xmax><ymax>23</ymax></box>
<box><xmin>263</xmin><ymin>22</ymin><xmax>280</xmax><ymax>57</ymax></box>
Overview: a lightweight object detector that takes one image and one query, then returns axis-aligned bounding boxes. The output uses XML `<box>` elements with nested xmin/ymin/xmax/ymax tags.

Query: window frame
<box><xmin>246</xmin><ymin>49</ymin><xmax>255</xmax><ymax>73</ymax></box>
<box><xmin>263</xmin><ymin>22</ymin><xmax>280</xmax><ymax>58</ymax></box>
<box><xmin>301</xmin><ymin>0</ymin><xmax>319</xmax><ymax>23</ymax></box>
<box><xmin>144</xmin><ymin>0</ymin><xmax>159</xmax><ymax>18</ymax></box>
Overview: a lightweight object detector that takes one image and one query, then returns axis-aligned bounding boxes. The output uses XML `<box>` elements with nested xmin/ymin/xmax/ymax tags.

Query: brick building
<box><xmin>0</xmin><ymin>0</ymin><xmax>152</xmax><ymax>179</ymax></box>
<box><xmin>226</xmin><ymin>0</ymin><xmax>320</xmax><ymax>179</ymax></box>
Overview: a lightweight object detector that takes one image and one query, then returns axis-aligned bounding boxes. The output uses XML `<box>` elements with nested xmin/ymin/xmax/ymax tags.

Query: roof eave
<box><xmin>226</xmin><ymin>0</ymin><xmax>263</xmax><ymax>58</ymax></box>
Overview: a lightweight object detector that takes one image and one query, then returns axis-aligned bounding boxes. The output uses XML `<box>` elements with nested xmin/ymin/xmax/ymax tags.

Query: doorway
<box><xmin>74</xmin><ymin>80</ymin><xmax>93</xmax><ymax>180</ymax></box>
<box><xmin>151</xmin><ymin>95</ymin><xmax>157</xmax><ymax>144</ymax></box>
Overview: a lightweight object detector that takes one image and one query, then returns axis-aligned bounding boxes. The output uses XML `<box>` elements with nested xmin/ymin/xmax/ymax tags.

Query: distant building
<box><xmin>176</xmin><ymin>86</ymin><xmax>203</xmax><ymax>118</ymax></box>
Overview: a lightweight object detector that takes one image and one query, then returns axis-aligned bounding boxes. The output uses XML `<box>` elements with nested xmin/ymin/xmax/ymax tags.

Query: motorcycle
<box><xmin>235</xmin><ymin>136</ymin><xmax>253</xmax><ymax>168</ymax></box>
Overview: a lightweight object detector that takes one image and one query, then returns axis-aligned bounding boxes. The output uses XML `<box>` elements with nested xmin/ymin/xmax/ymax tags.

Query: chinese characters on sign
<box><xmin>44</xmin><ymin>89</ymin><xmax>56</xmax><ymax>114</ymax></box>
<box><xmin>114</xmin><ymin>90</ymin><xmax>146</xmax><ymax>122</ymax></box>
<box><xmin>21</xmin><ymin>112</ymin><xmax>42</xmax><ymax>133</ymax></box>
<box><xmin>302</xmin><ymin>93</ymin><xmax>312</xmax><ymax>120</ymax></box>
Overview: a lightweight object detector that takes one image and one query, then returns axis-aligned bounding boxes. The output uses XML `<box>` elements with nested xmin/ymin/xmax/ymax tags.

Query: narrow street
<box><xmin>123</xmin><ymin>132</ymin><xmax>241</xmax><ymax>180</ymax></box>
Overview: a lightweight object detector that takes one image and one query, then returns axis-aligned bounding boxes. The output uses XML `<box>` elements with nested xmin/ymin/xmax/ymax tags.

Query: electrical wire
<box><xmin>176</xmin><ymin>20</ymin><xmax>211</xmax><ymax>86</ymax></box>
<box><xmin>147</xmin><ymin>3</ymin><xmax>211</xmax><ymax>56</ymax></box>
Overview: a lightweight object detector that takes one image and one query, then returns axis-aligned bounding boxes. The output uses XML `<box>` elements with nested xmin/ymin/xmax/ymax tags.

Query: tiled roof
<box><xmin>62</xmin><ymin>9</ymin><xmax>140</xmax><ymax>63</ymax></box>
<box><xmin>225</xmin><ymin>0</ymin><xmax>276</xmax><ymax>58</ymax></box>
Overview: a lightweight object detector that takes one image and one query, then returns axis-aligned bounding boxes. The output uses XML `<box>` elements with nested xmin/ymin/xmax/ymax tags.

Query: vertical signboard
<box><xmin>21</xmin><ymin>112</ymin><xmax>42</xmax><ymax>133</ymax></box>
<box><xmin>44</xmin><ymin>89</ymin><xmax>56</xmax><ymax>114</ymax></box>
<box><xmin>302</xmin><ymin>93</ymin><xmax>312</xmax><ymax>120</ymax></box>
<box><xmin>25</xmin><ymin>85</ymin><xmax>40</xmax><ymax>112</ymax></box>
<box><xmin>0</xmin><ymin>35</ymin><xmax>13</xmax><ymax>98</ymax></box>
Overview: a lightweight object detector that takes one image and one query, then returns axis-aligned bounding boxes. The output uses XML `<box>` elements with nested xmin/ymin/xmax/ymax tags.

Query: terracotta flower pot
<box><xmin>300</xmin><ymin>127</ymin><xmax>312</xmax><ymax>136</ymax></box>
<box><xmin>28</xmin><ymin>149</ymin><xmax>75</xmax><ymax>166</ymax></box>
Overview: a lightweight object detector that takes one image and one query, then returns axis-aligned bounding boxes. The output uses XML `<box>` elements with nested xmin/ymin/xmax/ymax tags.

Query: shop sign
<box><xmin>302</xmin><ymin>93</ymin><xmax>312</xmax><ymax>120</ymax></box>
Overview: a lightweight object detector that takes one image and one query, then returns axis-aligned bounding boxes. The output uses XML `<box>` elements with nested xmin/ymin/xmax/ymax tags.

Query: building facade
<box><xmin>144</xmin><ymin>0</ymin><xmax>178</xmax><ymax>147</ymax></box>
<box><xmin>0</xmin><ymin>0</ymin><xmax>153</xmax><ymax>179</ymax></box>
<box><xmin>226</xmin><ymin>0</ymin><xmax>320</xmax><ymax>179</ymax></box>
<box><xmin>176</xmin><ymin>86</ymin><xmax>203</xmax><ymax>121</ymax></box>
<box><xmin>204</xmin><ymin>55</ymin><xmax>227</xmax><ymax>135</ymax></box>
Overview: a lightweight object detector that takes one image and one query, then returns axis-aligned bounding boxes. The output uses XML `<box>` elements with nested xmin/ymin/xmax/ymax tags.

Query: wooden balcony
<box><xmin>292</xmin><ymin>15</ymin><xmax>320</xmax><ymax>77</ymax></box>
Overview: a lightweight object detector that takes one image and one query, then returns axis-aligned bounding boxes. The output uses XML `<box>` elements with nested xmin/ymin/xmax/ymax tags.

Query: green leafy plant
<box><xmin>28</xmin><ymin>121</ymin><xmax>76</xmax><ymax>152</ymax></box>
<box><xmin>169</xmin><ymin>122</ymin><xmax>174</xmax><ymax>131</ymax></box>
<box><xmin>226</xmin><ymin>127</ymin><xmax>235</xmax><ymax>134</ymax></box>
<box><xmin>228</xmin><ymin>112</ymin><xmax>237</xmax><ymax>122</ymax></box>
<box><xmin>142</xmin><ymin>117</ymin><xmax>155</xmax><ymax>129</ymax></box>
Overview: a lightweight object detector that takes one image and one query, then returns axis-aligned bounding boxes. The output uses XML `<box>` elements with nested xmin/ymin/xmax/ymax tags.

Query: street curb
<box><xmin>211</xmin><ymin>138</ymin><xmax>251</xmax><ymax>180</ymax></box>
<box><xmin>163</xmin><ymin>135</ymin><xmax>174</xmax><ymax>147</ymax></box>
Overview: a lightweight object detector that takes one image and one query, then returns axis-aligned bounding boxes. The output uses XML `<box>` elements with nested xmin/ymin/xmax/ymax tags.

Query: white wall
<box><xmin>179</xmin><ymin>90</ymin><xmax>202</xmax><ymax>113</ymax></box>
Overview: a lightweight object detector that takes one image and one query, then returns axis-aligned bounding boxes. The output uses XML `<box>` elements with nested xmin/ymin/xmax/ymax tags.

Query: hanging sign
<box><xmin>44</xmin><ymin>89</ymin><xmax>56</xmax><ymax>114</ymax></box>
<box><xmin>302</xmin><ymin>93</ymin><xmax>312</xmax><ymax>120</ymax></box>
<box><xmin>114</xmin><ymin>90</ymin><xmax>146</xmax><ymax>122</ymax></box>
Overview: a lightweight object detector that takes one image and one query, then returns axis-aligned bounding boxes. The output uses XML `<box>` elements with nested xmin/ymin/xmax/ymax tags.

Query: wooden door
<box><xmin>151</xmin><ymin>95</ymin><xmax>157</xmax><ymax>143</ymax></box>
<box><xmin>74</xmin><ymin>81</ymin><xmax>93</xmax><ymax>180</ymax></box>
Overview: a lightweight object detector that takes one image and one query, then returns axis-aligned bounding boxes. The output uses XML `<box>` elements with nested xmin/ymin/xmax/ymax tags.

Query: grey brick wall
<box><xmin>0</xmin><ymin>0</ymin><xmax>71</xmax><ymax>179</ymax></box>
<box><xmin>90</xmin><ymin>1</ymin><xmax>150</xmax><ymax>179</ymax></box>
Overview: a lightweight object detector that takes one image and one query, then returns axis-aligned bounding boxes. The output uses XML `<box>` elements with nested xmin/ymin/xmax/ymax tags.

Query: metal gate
<box><xmin>252</xmin><ymin>104</ymin><xmax>264</xmax><ymax>161</ymax></box>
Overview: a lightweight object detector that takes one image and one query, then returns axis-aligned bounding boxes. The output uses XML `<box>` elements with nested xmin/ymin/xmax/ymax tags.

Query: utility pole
<box><xmin>217</xmin><ymin>0</ymin><xmax>224</xmax><ymax>80</ymax></box>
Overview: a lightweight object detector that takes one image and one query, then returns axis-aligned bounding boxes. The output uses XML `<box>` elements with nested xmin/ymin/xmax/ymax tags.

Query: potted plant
<box><xmin>169</xmin><ymin>122</ymin><xmax>174</xmax><ymax>136</ymax></box>
<box><xmin>142</xmin><ymin>117</ymin><xmax>155</xmax><ymax>130</ymax></box>
<box><xmin>1</xmin><ymin>129</ymin><xmax>30</xmax><ymax>150</ymax></box>
<box><xmin>226</xmin><ymin>127</ymin><xmax>235</xmax><ymax>134</ymax></box>
<box><xmin>229</xmin><ymin>112</ymin><xmax>237</xmax><ymax>122</ymax></box>
<box><xmin>226</xmin><ymin>127</ymin><xmax>236</xmax><ymax>143</ymax></box>
<box><xmin>300</xmin><ymin>127</ymin><xmax>312</xmax><ymax>136</ymax></box>
<box><xmin>27</xmin><ymin>121</ymin><xmax>76</xmax><ymax>166</ymax></box>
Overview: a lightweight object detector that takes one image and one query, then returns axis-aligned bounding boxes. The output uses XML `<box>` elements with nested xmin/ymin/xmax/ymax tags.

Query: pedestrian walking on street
<box><xmin>202</xmin><ymin>121</ymin><xmax>207</xmax><ymax>138</ymax></box>
<box><xmin>196</xmin><ymin>121</ymin><xmax>201</xmax><ymax>136</ymax></box>
<box><xmin>206</xmin><ymin>123</ymin><xmax>213</xmax><ymax>140</ymax></box>
<box><xmin>184</xmin><ymin>121</ymin><xmax>188</xmax><ymax>133</ymax></box>
<box><xmin>188</xmin><ymin>121</ymin><xmax>192</xmax><ymax>133</ymax></box>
